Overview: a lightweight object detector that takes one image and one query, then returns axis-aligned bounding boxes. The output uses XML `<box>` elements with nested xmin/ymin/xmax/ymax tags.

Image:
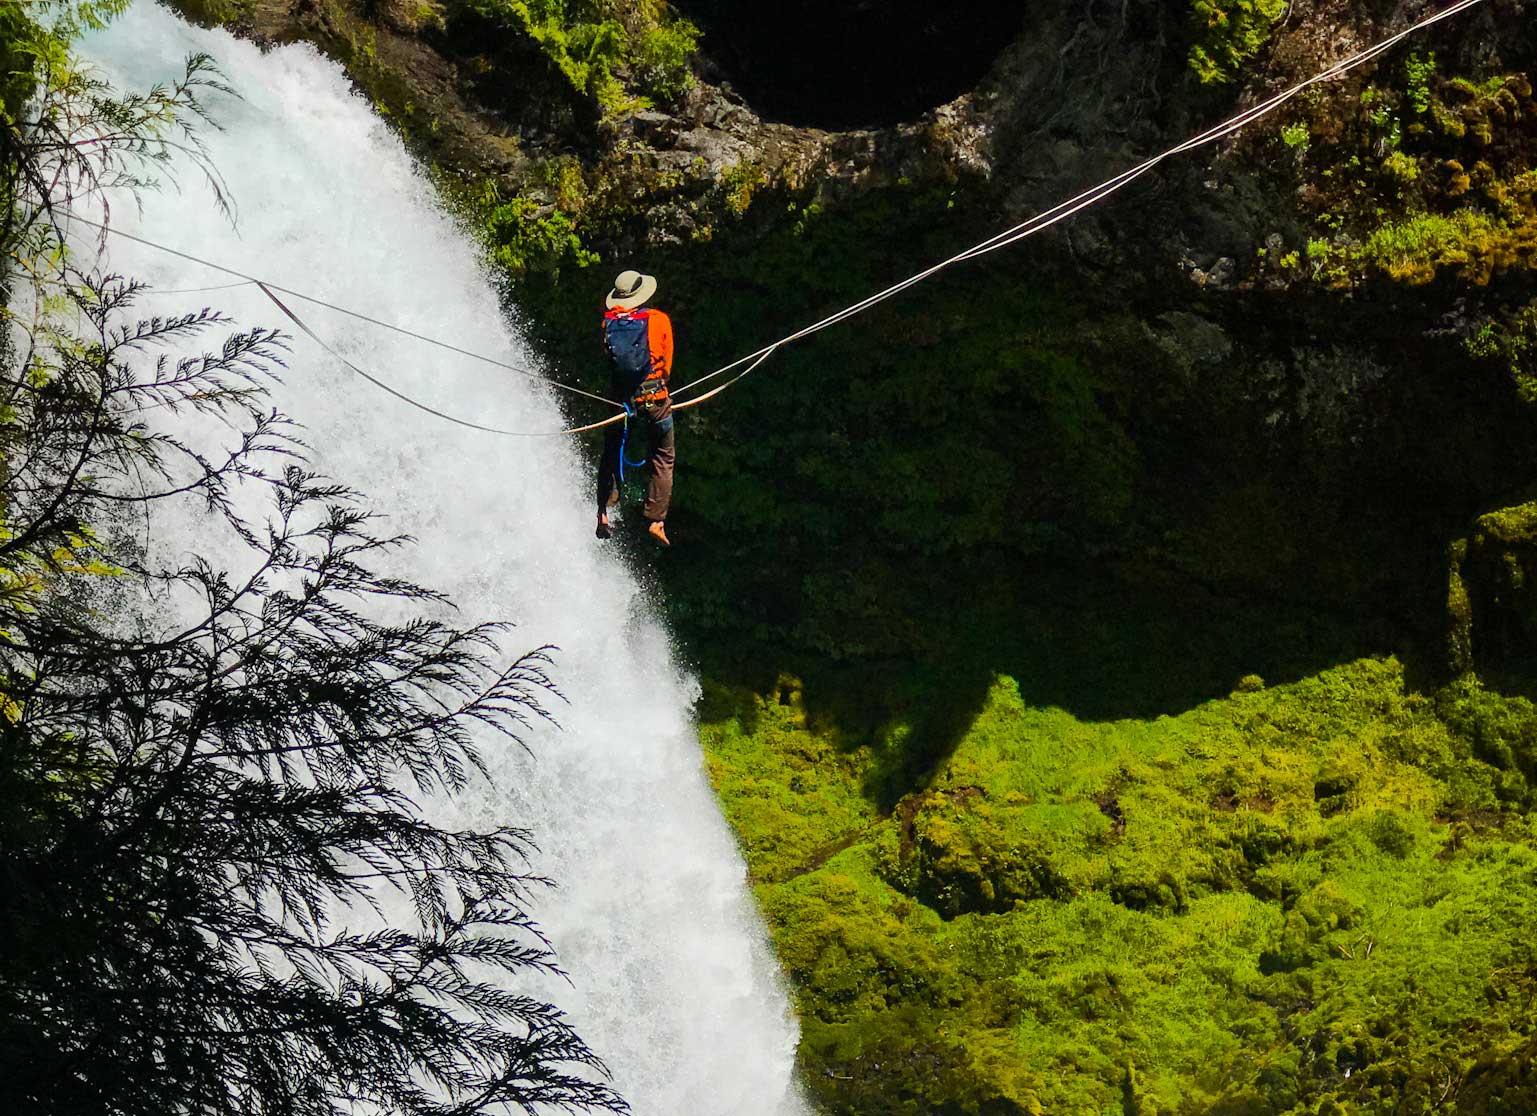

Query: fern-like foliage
<box><xmin>0</xmin><ymin>8</ymin><xmax>626</xmax><ymax>1114</ymax></box>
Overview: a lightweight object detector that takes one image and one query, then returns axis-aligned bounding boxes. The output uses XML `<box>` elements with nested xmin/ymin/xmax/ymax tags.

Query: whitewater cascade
<box><xmin>73</xmin><ymin>6</ymin><xmax>806</xmax><ymax>1113</ymax></box>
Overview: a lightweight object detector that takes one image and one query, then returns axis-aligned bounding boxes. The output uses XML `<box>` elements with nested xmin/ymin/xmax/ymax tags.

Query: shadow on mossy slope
<box><xmin>697</xmin><ymin>557</ymin><xmax>1403</xmax><ymax>814</ymax></box>
<box><xmin>703</xmin><ymin>653</ymin><xmax>1537</xmax><ymax>1116</ymax></box>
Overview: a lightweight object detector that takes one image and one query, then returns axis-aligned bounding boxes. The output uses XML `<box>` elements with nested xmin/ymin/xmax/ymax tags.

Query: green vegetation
<box><xmin>451</xmin><ymin>0</ymin><xmax>698</xmax><ymax>116</ymax></box>
<box><xmin>492</xmin><ymin>20</ymin><xmax>1537</xmax><ymax>1108</ymax></box>
<box><xmin>493</xmin><ymin>10</ymin><xmax>1537</xmax><ymax>1103</ymax></box>
<box><xmin>167</xmin><ymin>0</ymin><xmax>258</xmax><ymax>29</ymax></box>
<box><xmin>475</xmin><ymin>178</ymin><xmax>600</xmax><ymax>276</ymax></box>
<box><xmin>1266</xmin><ymin>54</ymin><xmax>1537</xmax><ymax>288</ymax></box>
<box><xmin>1465</xmin><ymin>300</ymin><xmax>1537</xmax><ymax>403</ymax></box>
<box><xmin>703</xmin><ymin>658</ymin><xmax>1537</xmax><ymax>1114</ymax></box>
<box><xmin>1187</xmin><ymin>0</ymin><xmax>1287</xmax><ymax>85</ymax></box>
<box><xmin>1280</xmin><ymin>121</ymin><xmax>1309</xmax><ymax>151</ymax></box>
<box><xmin>1405</xmin><ymin>52</ymin><xmax>1437</xmax><ymax>117</ymax></box>
<box><xmin>1361</xmin><ymin>209</ymin><xmax>1504</xmax><ymax>283</ymax></box>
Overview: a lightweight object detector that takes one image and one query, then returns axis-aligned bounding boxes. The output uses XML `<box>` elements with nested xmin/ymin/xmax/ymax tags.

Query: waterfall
<box><xmin>74</xmin><ymin>5</ymin><xmax>806</xmax><ymax>1113</ymax></box>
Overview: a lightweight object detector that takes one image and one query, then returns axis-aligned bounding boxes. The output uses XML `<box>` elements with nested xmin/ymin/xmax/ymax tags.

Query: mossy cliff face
<box><xmin>702</xmin><ymin>660</ymin><xmax>1537</xmax><ymax>1113</ymax></box>
<box><xmin>160</xmin><ymin>0</ymin><xmax>1537</xmax><ymax>1111</ymax></box>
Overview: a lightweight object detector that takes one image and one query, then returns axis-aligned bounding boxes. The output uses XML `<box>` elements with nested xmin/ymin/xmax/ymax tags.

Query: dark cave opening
<box><xmin>673</xmin><ymin>1</ymin><xmax>1028</xmax><ymax>130</ymax></box>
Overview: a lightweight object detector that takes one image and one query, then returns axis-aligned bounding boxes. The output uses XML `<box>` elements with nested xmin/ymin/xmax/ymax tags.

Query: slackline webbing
<box><xmin>65</xmin><ymin>0</ymin><xmax>1491</xmax><ymax>436</ymax></box>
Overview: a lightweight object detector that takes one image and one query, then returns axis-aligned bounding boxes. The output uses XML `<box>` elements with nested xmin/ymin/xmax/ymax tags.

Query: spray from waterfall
<box><xmin>74</xmin><ymin>5</ymin><xmax>807</xmax><ymax>1113</ymax></box>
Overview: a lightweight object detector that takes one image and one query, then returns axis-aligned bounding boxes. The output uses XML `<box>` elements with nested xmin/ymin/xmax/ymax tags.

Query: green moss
<box><xmin>1266</xmin><ymin>54</ymin><xmax>1537</xmax><ymax>289</ymax></box>
<box><xmin>700</xmin><ymin>677</ymin><xmax>879</xmax><ymax>882</ymax></box>
<box><xmin>1381</xmin><ymin>149</ymin><xmax>1421</xmax><ymax>184</ymax></box>
<box><xmin>1447</xmin><ymin>563</ymin><xmax>1474</xmax><ymax>676</ymax></box>
<box><xmin>162</xmin><ymin>0</ymin><xmax>256</xmax><ymax>29</ymax></box>
<box><xmin>1361</xmin><ymin>209</ymin><xmax>1509</xmax><ymax>284</ymax></box>
<box><xmin>449</xmin><ymin>0</ymin><xmax>698</xmax><ymax>116</ymax></box>
<box><xmin>717</xmin><ymin>161</ymin><xmax>766</xmax><ymax>217</ymax></box>
<box><xmin>1476</xmin><ymin>500</ymin><xmax>1537</xmax><ymax>545</ymax></box>
<box><xmin>704</xmin><ymin>657</ymin><xmax>1537</xmax><ymax>1114</ymax></box>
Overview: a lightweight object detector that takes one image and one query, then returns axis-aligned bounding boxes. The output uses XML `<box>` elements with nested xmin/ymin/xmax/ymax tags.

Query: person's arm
<box><xmin>649</xmin><ymin>310</ymin><xmax>674</xmax><ymax>382</ymax></box>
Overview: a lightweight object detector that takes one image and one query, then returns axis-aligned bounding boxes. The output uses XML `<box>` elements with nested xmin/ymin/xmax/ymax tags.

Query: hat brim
<box><xmin>606</xmin><ymin>273</ymin><xmax>658</xmax><ymax>310</ymax></box>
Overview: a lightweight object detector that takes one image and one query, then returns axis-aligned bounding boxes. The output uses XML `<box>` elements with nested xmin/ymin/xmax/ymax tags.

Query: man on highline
<box><xmin>595</xmin><ymin>269</ymin><xmax>674</xmax><ymax>547</ymax></box>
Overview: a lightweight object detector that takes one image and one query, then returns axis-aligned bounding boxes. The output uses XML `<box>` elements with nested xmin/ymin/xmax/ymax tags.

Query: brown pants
<box><xmin>597</xmin><ymin>399</ymin><xmax>674</xmax><ymax>522</ymax></box>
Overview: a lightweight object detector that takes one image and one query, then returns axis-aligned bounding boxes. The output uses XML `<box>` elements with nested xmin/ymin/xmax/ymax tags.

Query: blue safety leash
<box><xmin>617</xmin><ymin>402</ymin><xmax>649</xmax><ymax>483</ymax></box>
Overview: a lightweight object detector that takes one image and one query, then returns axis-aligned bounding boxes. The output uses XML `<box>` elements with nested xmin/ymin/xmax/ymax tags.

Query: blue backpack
<box><xmin>603</xmin><ymin>311</ymin><xmax>652</xmax><ymax>396</ymax></box>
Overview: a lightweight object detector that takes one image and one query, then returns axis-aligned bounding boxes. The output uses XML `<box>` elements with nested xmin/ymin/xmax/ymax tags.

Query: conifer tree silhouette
<box><xmin>1</xmin><ymin>12</ymin><xmax>625</xmax><ymax>1114</ymax></box>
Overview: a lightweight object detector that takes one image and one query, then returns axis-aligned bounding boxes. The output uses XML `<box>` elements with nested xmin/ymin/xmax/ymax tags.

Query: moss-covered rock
<box><xmin>1459</xmin><ymin>1035</ymin><xmax>1537</xmax><ymax>1115</ymax></box>
<box><xmin>1453</xmin><ymin>500</ymin><xmax>1537</xmax><ymax>670</ymax></box>
<box><xmin>704</xmin><ymin>657</ymin><xmax>1537</xmax><ymax>1114</ymax></box>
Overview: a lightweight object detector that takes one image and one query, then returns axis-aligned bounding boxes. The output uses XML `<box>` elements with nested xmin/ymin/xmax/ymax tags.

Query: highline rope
<box><xmin>68</xmin><ymin>0</ymin><xmax>1492</xmax><ymax>435</ymax></box>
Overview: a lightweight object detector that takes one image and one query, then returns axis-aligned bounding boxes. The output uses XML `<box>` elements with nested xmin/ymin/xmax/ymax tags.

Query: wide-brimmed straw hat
<box><xmin>606</xmin><ymin>269</ymin><xmax>657</xmax><ymax>310</ymax></box>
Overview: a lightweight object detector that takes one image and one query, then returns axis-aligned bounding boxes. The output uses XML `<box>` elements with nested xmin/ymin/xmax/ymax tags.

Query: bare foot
<box><xmin>647</xmin><ymin>520</ymin><xmax>670</xmax><ymax>547</ymax></box>
<box><xmin>596</xmin><ymin>514</ymin><xmax>612</xmax><ymax>540</ymax></box>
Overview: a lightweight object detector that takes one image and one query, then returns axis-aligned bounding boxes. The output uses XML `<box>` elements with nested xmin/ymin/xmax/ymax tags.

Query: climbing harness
<box><xmin>65</xmin><ymin>0</ymin><xmax>1491</xmax><ymax>435</ymax></box>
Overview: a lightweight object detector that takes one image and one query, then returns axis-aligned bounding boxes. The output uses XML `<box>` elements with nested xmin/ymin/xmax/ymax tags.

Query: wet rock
<box><xmin>676</xmin><ymin>127</ymin><xmax>753</xmax><ymax>174</ymax></box>
<box><xmin>1152</xmin><ymin>311</ymin><xmax>1234</xmax><ymax>381</ymax></box>
<box><xmin>1454</xmin><ymin>502</ymin><xmax>1537</xmax><ymax>667</ymax></box>
<box><xmin>628</xmin><ymin>110</ymin><xmax>676</xmax><ymax>143</ymax></box>
<box><xmin>1209</xmin><ymin>257</ymin><xmax>1237</xmax><ymax>287</ymax></box>
<box><xmin>645</xmin><ymin>203</ymin><xmax>699</xmax><ymax>246</ymax></box>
